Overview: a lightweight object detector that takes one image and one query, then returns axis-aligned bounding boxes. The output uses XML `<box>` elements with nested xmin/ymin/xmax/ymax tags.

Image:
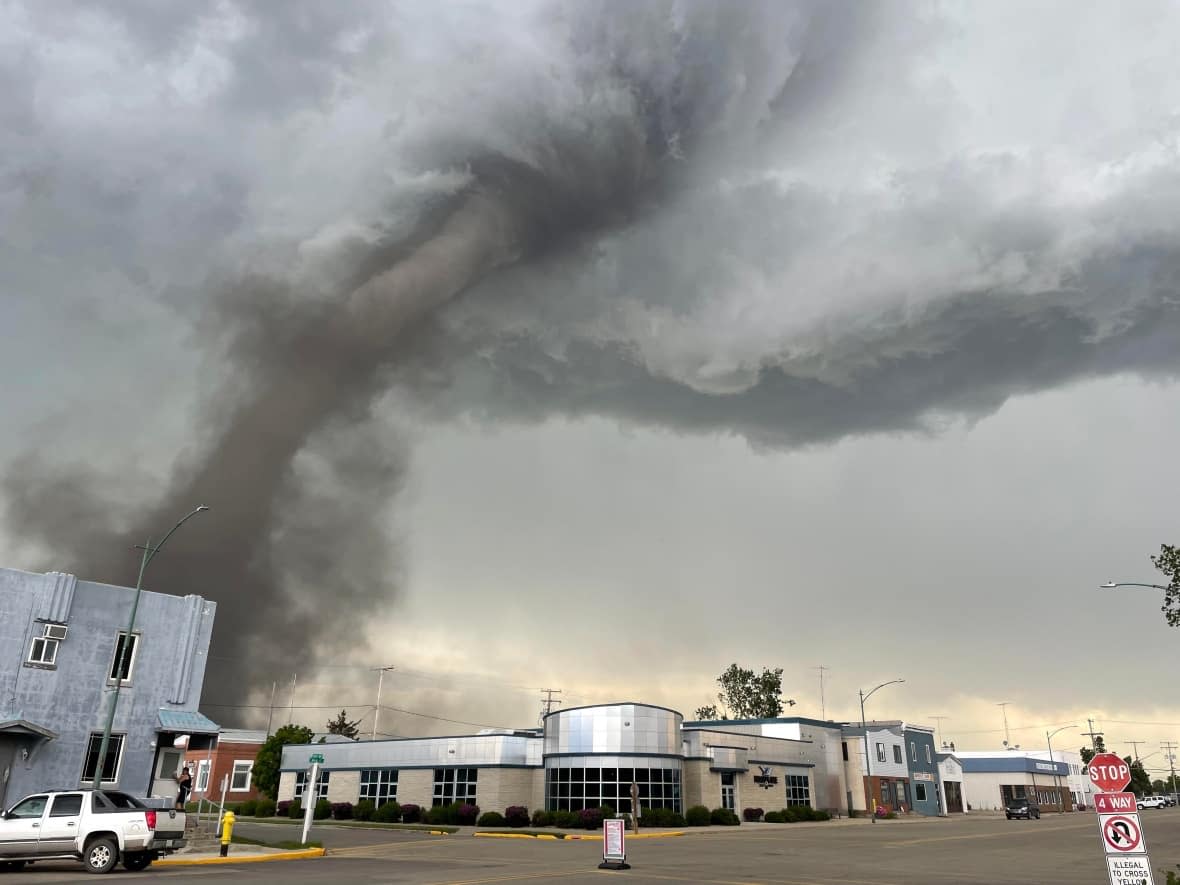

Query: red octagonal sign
<box><xmin>1088</xmin><ymin>753</ymin><xmax>1131</xmax><ymax>792</ymax></box>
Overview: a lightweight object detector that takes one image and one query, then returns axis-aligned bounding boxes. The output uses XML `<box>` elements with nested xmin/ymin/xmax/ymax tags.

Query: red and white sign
<box><xmin>602</xmin><ymin>818</ymin><xmax>626</xmax><ymax>863</ymax></box>
<box><xmin>1098</xmin><ymin>814</ymin><xmax>1145</xmax><ymax>854</ymax></box>
<box><xmin>1094</xmin><ymin>792</ymin><xmax>1137</xmax><ymax>814</ymax></box>
<box><xmin>1089</xmin><ymin>753</ymin><xmax>1132</xmax><ymax>792</ymax></box>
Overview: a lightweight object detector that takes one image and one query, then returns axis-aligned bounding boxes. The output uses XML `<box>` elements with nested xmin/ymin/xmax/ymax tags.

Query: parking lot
<box><xmin>5</xmin><ymin>810</ymin><xmax>1179</xmax><ymax>883</ymax></box>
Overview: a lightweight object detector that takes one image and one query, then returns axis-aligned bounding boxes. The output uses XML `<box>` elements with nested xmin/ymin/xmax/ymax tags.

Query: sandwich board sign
<box><xmin>598</xmin><ymin>817</ymin><xmax>630</xmax><ymax>870</ymax></box>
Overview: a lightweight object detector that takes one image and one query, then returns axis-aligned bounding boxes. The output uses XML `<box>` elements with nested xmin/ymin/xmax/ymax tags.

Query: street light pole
<box><xmin>92</xmin><ymin>506</ymin><xmax>209</xmax><ymax>789</ymax></box>
<box><xmin>859</xmin><ymin>679</ymin><xmax>905</xmax><ymax>823</ymax></box>
<box><xmin>1045</xmin><ymin>725</ymin><xmax>1077</xmax><ymax>814</ymax></box>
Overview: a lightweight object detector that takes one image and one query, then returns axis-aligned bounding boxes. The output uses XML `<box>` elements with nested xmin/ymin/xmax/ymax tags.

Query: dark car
<box><xmin>1005</xmin><ymin>797</ymin><xmax>1041</xmax><ymax>820</ymax></box>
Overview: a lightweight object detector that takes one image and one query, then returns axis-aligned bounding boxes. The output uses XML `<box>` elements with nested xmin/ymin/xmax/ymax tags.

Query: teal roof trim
<box><xmin>158</xmin><ymin>710</ymin><xmax>220</xmax><ymax>734</ymax></box>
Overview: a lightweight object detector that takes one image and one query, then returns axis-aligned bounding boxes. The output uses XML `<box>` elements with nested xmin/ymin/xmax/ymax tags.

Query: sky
<box><xmin>1</xmin><ymin>0</ymin><xmax>1179</xmax><ymax>773</ymax></box>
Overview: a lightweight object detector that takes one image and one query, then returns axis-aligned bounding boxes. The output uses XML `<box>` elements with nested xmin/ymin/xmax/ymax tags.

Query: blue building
<box><xmin>0</xmin><ymin>567</ymin><xmax>218</xmax><ymax>806</ymax></box>
<box><xmin>903</xmin><ymin>725</ymin><xmax>941</xmax><ymax>816</ymax></box>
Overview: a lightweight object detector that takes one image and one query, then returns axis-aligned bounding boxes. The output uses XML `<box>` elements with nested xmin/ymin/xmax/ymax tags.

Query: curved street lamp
<box><xmin>859</xmin><ymin>679</ymin><xmax>905</xmax><ymax>822</ymax></box>
<box><xmin>92</xmin><ymin>506</ymin><xmax>209</xmax><ymax>789</ymax></box>
<box><xmin>1099</xmin><ymin>581</ymin><xmax>1168</xmax><ymax>591</ymax></box>
<box><xmin>1045</xmin><ymin>725</ymin><xmax>1077</xmax><ymax>813</ymax></box>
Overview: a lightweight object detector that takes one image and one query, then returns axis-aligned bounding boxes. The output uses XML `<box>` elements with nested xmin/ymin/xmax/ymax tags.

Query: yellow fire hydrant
<box><xmin>219</xmin><ymin>810</ymin><xmax>235</xmax><ymax>857</ymax></box>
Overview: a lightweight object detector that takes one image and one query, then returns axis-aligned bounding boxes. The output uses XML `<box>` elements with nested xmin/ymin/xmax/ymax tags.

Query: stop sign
<box><xmin>1088</xmin><ymin>753</ymin><xmax>1132</xmax><ymax>792</ymax></box>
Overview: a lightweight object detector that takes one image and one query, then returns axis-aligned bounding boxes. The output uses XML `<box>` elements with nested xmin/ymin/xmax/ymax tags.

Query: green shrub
<box><xmin>637</xmin><ymin>807</ymin><xmax>684</xmax><ymax>827</ymax></box>
<box><xmin>742</xmin><ymin>807</ymin><xmax>764</xmax><ymax>822</ymax></box>
<box><xmin>685</xmin><ymin>805</ymin><xmax>711</xmax><ymax>827</ymax></box>
<box><xmin>531</xmin><ymin>810</ymin><xmax>553</xmax><ymax>827</ymax></box>
<box><xmin>812</xmin><ymin>809</ymin><xmax>831</xmax><ymax>821</ymax></box>
<box><xmin>330</xmin><ymin>802</ymin><xmax>353</xmax><ymax>820</ymax></box>
<box><xmin>314</xmin><ymin>798</ymin><xmax>331</xmax><ymax>820</ymax></box>
<box><xmin>426</xmin><ymin>805</ymin><xmax>449</xmax><ymax>826</ymax></box>
<box><xmin>238</xmin><ymin>800</ymin><xmax>258</xmax><ymax>816</ymax></box>
<box><xmin>554</xmin><ymin>810</ymin><xmax>579</xmax><ymax>829</ymax></box>
<box><xmin>477</xmin><ymin>811</ymin><xmax>506</xmax><ymax>827</ymax></box>
<box><xmin>710</xmin><ymin>807</ymin><xmax>740</xmax><ymax>826</ymax></box>
<box><xmin>764</xmin><ymin>811</ymin><xmax>784</xmax><ymax>823</ymax></box>
<box><xmin>373</xmin><ymin>801</ymin><xmax>401</xmax><ymax>823</ymax></box>
<box><xmin>288</xmin><ymin>799</ymin><xmax>303</xmax><ymax>819</ymax></box>
<box><xmin>782</xmin><ymin>806</ymin><xmax>801</xmax><ymax>823</ymax></box>
<box><xmin>254</xmin><ymin>798</ymin><xmax>276</xmax><ymax>818</ymax></box>
<box><xmin>353</xmin><ymin>800</ymin><xmax>376</xmax><ymax>822</ymax></box>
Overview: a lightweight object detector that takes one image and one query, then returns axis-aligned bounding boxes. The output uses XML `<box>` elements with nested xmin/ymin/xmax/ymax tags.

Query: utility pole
<box><xmin>1162</xmin><ymin>742</ymin><xmax>1179</xmax><ymax>795</ymax></box>
<box><xmin>1128</xmin><ymin>740</ymin><xmax>1145</xmax><ymax>762</ymax></box>
<box><xmin>997</xmin><ymin>703</ymin><xmax>1011</xmax><ymax>747</ymax></box>
<box><xmin>1083</xmin><ymin>719</ymin><xmax>1105</xmax><ymax>751</ymax></box>
<box><xmin>539</xmin><ymin>688</ymin><xmax>563</xmax><ymax>724</ymax></box>
<box><xmin>372</xmin><ymin>666</ymin><xmax>396</xmax><ymax>740</ymax></box>
<box><xmin>286</xmin><ymin>673</ymin><xmax>297</xmax><ymax>725</ymax></box>
<box><xmin>813</xmin><ymin>666</ymin><xmax>830</xmax><ymax>720</ymax></box>
<box><xmin>928</xmin><ymin>716</ymin><xmax>951</xmax><ymax>748</ymax></box>
<box><xmin>265</xmin><ymin>681</ymin><xmax>277</xmax><ymax>736</ymax></box>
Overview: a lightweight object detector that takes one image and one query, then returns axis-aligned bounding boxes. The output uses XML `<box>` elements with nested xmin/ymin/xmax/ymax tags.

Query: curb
<box><xmin>156</xmin><ymin>847</ymin><xmax>326</xmax><ymax>866</ymax></box>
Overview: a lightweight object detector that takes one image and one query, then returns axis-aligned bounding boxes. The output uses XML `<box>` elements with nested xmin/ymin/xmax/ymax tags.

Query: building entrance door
<box><xmin>150</xmin><ymin>749</ymin><xmax>183</xmax><ymax>800</ymax></box>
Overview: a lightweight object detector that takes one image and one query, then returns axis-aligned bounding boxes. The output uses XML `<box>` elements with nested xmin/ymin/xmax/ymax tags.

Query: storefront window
<box><xmin>785</xmin><ymin>774</ymin><xmax>810</xmax><ymax>807</ymax></box>
<box><xmin>433</xmin><ymin>768</ymin><xmax>477</xmax><ymax>806</ymax></box>
<box><xmin>546</xmin><ymin>765</ymin><xmax>681</xmax><ymax>813</ymax></box>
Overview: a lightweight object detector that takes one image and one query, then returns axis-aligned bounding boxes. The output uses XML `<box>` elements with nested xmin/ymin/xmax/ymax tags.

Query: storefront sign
<box><xmin>753</xmin><ymin>766</ymin><xmax>779</xmax><ymax>789</ymax></box>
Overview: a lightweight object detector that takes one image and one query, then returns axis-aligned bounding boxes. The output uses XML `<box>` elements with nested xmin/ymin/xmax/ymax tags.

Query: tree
<box><xmin>1127</xmin><ymin>756</ymin><xmax>1152</xmax><ymax>797</ymax></box>
<box><xmin>1080</xmin><ymin>735</ymin><xmax>1107</xmax><ymax>768</ymax></box>
<box><xmin>252</xmin><ymin>724</ymin><xmax>314</xmax><ymax>800</ymax></box>
<box><xmin>696</xmin><ymin>664</ymin><xmax>794</xmax><ymax>720</ymax></box>
<box><xmin>326</xmin><ymin>709</ymin><xmax>362</xmax><ymax>740</ymax></box>
<box><xmin>1150</xmin><ymin>543</ymin><xmax>1180</xmax><ymax>627</ymax></box>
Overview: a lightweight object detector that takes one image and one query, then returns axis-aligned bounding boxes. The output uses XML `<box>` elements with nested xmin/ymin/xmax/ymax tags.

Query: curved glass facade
<box><xmin>543</xmin><ymin>704</ymin><xmax>683</xmax><ymax>813</ymax></box>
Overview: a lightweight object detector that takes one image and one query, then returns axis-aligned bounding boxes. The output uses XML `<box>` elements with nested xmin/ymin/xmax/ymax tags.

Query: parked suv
<box><xmin>1137</xmin><ymin>795</ymin><xmax>1168</xmax><ymax>810</ymax></box>
<box><xmin>1005</xmin><ymin>797</ymin><xmax>1041</xmax><ymax>820</ymax></box>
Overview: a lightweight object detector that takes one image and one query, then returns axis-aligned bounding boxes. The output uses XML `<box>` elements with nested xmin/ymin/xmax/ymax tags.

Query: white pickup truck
<box><xmin>0</xmin><ymin>789</ymin><xmax>186</xmax><ymax>874</ymax></box>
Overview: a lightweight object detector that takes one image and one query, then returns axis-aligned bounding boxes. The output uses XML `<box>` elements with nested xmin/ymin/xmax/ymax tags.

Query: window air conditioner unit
<box><xmin>44</xmin><ymin>624</ymin><xmax>68</xmax><ymax>641</ymax></box>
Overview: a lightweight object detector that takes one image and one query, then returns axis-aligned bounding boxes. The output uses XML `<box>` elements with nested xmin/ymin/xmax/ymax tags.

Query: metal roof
<box><xmin>157</xmin><ymin>709</ymin><xmax>220</xmax><ymax>734</ymax></box>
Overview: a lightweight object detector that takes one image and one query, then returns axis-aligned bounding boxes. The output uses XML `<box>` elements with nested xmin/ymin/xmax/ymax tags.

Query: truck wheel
<box><xmin>84</xmin><ymin>837</ymin><xmax>118</xmax><ymax>874</ymax></box>
<box><xmin>122</xmin><ymin>852</ymin><xmax>152</xmax><ymax>872</ymax></box>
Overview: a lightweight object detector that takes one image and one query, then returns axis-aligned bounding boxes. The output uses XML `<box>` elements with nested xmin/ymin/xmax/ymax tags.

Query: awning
<box><xmin>157</xmin><ymin>710</ymin><xmax>220</xmax><ymax>735</ymax></box>
<box><xmin>0</xmin><ymin>717</ymin><xmax>57</xmax><ymax>741</ymax></box>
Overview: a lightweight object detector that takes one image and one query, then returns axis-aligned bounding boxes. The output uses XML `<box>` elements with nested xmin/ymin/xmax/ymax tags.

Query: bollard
<box><xmin>219</xmin><ymin>810</ymin><xmax>235</xmax><ymax>857</ymax></box>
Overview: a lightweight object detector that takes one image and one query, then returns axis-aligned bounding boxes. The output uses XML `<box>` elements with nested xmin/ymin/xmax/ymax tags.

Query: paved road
<box><xmin>5</xmin><ymin>809</ymin><xmax>1179</xmax><ymax>883</ymax></box>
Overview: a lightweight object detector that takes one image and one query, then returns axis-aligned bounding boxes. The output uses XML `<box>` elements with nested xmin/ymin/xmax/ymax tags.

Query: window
<box><xmin>27</xmin><ymin>623</ymin><xmax>63</xmax><ymax>666</ymax></box>
<box><xmin>230</xmin><ymin>761</ymin><xmax>253</xmax><ymax>792</ymax></box>
<box><xmin>785</xmin><ymin>774</ymin><xmax>811</xmax><ymax>807</ymax></box>
<box><xmin>545</xmin><ymin>765</ymin><xmax>681</xmax><ymax>813</ymax></box>
<box><xmin>926</xmin><ymin>745</ymin><xmax>932</xmax><ymax>765</ymax></box>
<box><xmin>914</xmin><ymin>783</ymin><xmax>927</xmax><ymax>802</ymax></box>
<box><xmin>910</xmin><ymin>742</ymin><xmax>917</xmax><ymax>762</ymax></box>
<box><xmin>360</xmin><ymin>769</ymin><xmax>398</xmax><ymax>807</ymax></box>
<box><xmin>195</xmin><ymin>760</ymin><xmax>211</xmax><ymax>793</ymax></box>
<box><xmin>108</xmin><ymin>632</ymin><xmax>139</xmax><ymax>683</ymax></box>
<box><xmin>49</xmin><ymin>794</ymin><xmax>83</xmax><ymax>817</ymax></box>
<box><xmin>841</xmin><ymin>741</ymin><xmax>849</xmax><ymax>762</ymax></box>
<box><xmin>8</xmin><ymin>795</ymin><xmax>48</xmax><ymax>819</ymax></box>
<box><xmin>81</xmin><ymin>733</ymin><xmax>125</xmax><ymax>784</ymax></box>
<box><xmin>876</xmin><ymin>742</ymin><xmax>886</xmax><ymax>763</ymax></box>
<box><xmin>295</xmin><ymin>770</ymin><xmax>330</xmax><ymax>800</ymax></box>
<box><xmin>433</xmin><ymin>768</ymin><xmax>477</xmax><ymax>807</ymax></box>
<box><xmin>720</xmin><ymin>772</ymin><xmax>736</xmax><ymax>810</ymax></box>
<box><xmin>892</xmin><ymin>745</ymin><xmax>903</xmax><ymax>765</ymax></box>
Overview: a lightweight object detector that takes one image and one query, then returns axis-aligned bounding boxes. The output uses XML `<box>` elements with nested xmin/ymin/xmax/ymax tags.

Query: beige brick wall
<box><xmin>394</xmin><ymin>769</ymin><xmax>434</xmax><ymax>809</ymax></box>
<box><xmin>326</xmin><ymin>771</ymin><xmax>359</xmax><ymax>804</ymax></box>
<box><xmin>475</xmin><ymin>768</ymin><xmax>542</xmax><ymax>814</ymax></box>
<box><xmin>278</xmin><ymin>771</ymin><xmax>297</xmax><ymax>803</ymax></box>
<box><xmin>684</xmin><ymin>762</ymin><xmax>721</xmax><ymax>810</ymax></box>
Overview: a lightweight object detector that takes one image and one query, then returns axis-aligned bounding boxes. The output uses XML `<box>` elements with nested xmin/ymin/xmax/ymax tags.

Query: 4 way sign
<box><xmin>1088</xmin><ymin>753</ymin><xmax>1153</xmax><ymax>885</ymax></box>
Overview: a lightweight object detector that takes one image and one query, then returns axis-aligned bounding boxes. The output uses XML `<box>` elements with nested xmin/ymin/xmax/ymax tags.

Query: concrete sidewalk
<box><xmin>155</xmin><ymin>846</ymin><xmax>325</xmax><ymax>866</ymax></box>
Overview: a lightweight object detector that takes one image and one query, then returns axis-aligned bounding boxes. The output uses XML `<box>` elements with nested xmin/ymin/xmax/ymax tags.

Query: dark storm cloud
<box><xmin>4</xmin><ymin>0</ymin><xmax>1180</xmax><ymax>715</ymax></box>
